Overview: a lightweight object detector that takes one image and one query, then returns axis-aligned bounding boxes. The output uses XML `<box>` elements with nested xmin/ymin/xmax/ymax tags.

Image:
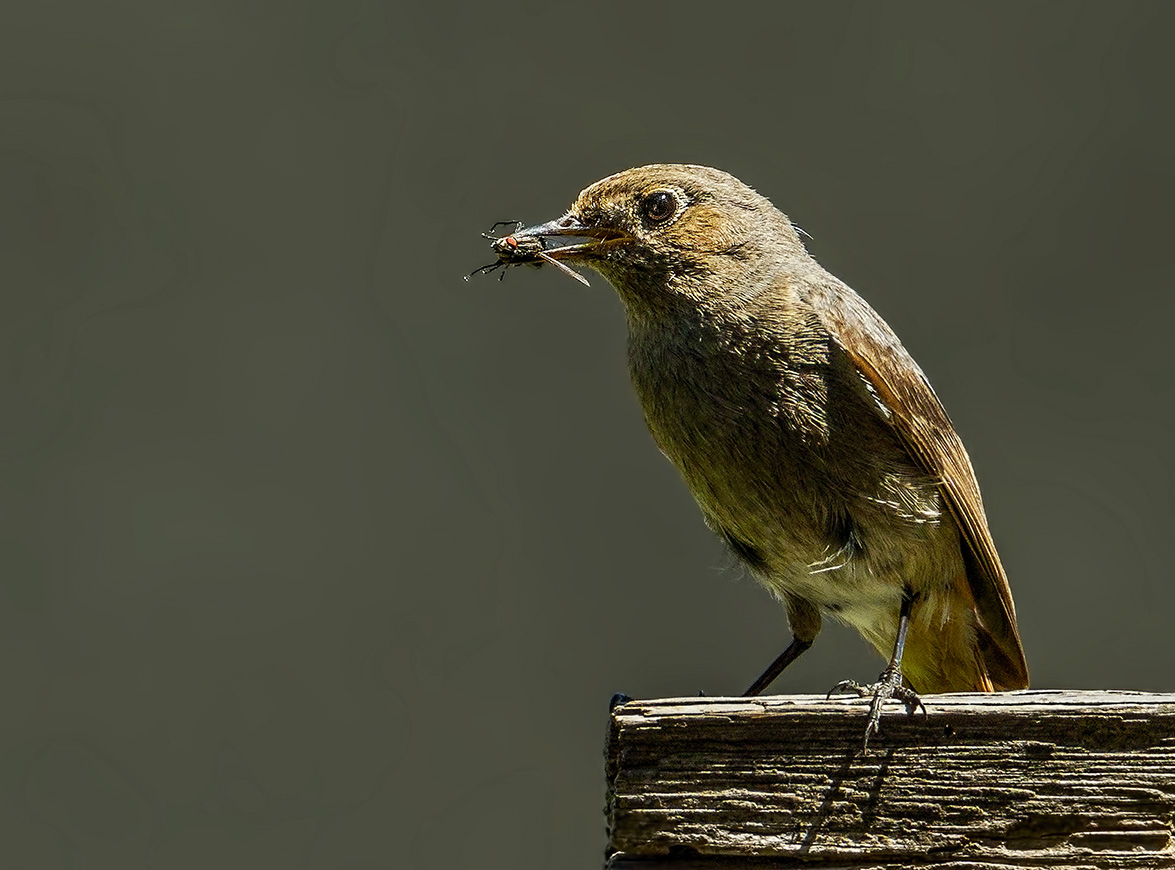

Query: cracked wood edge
<box><xmin>605</xmin><ymin>690</ymin><xmax>1175</xmax><ymax>869</ymax></box>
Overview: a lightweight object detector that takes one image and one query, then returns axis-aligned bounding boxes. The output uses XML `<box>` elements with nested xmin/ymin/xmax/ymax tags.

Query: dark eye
<box><xmin>640</xmin><ymin>190</ymin><xmax>677</xmax><ymax>224</ymax></box>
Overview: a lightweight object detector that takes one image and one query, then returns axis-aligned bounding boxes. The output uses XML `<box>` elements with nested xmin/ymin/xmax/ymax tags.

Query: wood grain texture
<box><xmin>605</xmin><ymin>691</ymin><xmax>1175</xmax><ymax>869</ymax></box>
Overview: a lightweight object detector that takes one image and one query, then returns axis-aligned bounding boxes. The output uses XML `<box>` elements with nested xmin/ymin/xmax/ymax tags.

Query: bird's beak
<box><xmin>468</xmin><ymin>213</ymin><xmax>631</xmax><ymax>287</ymax></box>
<box><xmin>498</xmin><ymin>214</ymin><xmax>629</xmax><ymax>262</ymax></box>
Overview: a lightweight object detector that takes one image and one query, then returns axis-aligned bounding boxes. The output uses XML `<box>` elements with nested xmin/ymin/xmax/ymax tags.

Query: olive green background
<box><xmin>3</xmin><ymin>2</ymin><xmax>1173</xmax><ymax>867</ymax></box>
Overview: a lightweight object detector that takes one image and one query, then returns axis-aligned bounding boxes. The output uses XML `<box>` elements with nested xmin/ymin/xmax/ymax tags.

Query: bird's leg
<box><xmin>743</xmin><ymin>596</ymin><xmax>820</xmax><ymax>696</ymax></box>
<box><xmin>743</xmin><ymin>636</ymin><xmax>813</xmax><ymax>696</ymax></box>
<box><xmin>827</xmin><ymin>588</ymin><xmax>926</xmax><ymax>748</ymax></box>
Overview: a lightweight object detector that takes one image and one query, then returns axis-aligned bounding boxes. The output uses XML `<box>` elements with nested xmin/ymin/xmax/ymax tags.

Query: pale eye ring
<box><xmin>639</xmin><ymin>189</ymin><xmax>677</xmax><ymax>224</ymax></box>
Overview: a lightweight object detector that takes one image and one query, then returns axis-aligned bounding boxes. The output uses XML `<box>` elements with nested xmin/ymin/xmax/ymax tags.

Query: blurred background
<box><xmin>3</xmin><ymin>2</ymin><xmax>1173</xmax><ymax>867</ymax></box>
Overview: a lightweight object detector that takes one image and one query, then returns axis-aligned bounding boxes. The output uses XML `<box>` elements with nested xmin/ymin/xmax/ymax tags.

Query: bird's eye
<box><xmin>640</xmin><ymin>190</ymin><xmax>678</xmax><ymax>224</ymax></box>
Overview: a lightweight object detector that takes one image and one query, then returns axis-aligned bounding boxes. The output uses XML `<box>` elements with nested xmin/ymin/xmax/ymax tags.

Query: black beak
<box><xmin>496</xmin><ymin>214</ymin><xmax>629</xmax><ymax>262</ymax></box>
<box><xmin>468</xmin><ymin>214</ymin><xmax>629</xmax><ymax>287</ymax></box>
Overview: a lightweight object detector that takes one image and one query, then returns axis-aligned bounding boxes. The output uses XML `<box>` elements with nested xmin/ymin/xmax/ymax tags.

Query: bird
<box><xmin>481</xmin><ymin>164</ymin><xmax>1028</xmax><ymax>742</ymax></box>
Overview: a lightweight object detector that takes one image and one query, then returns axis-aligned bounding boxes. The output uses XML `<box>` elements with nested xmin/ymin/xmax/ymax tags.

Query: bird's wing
<box><xmin>811</xmin><ymin>280</ymin><xmax>1029</xmax><ymax>689</ymax></box>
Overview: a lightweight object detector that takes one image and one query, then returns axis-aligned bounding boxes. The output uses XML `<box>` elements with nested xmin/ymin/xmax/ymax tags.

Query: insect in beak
<box><xmin>466</xmin><ymin>220</ymin><xmax>591</xmax><ymax>287</ymax></box>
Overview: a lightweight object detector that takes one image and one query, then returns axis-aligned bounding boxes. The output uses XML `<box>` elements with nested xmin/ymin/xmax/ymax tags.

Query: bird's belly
<box><xmin>754</xmin><ymin>505</ymin><xmax>968</xmax><ymax>655</ymax></box>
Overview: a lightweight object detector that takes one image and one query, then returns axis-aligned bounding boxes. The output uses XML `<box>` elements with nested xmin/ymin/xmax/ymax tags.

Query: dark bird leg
<box><xmin>828</xmin><ymin>589</ymin><xmax>926</xmax><ymax>748</ymax></box>
<box><xmin>743</xmin><ymin>636</ymin><xmax>812</xmax><ymax>696</ymax></box>
<box><xmin>743</xmin><ymin>597</ymin><xmax>820</xmax><ymax>696</ymax></box>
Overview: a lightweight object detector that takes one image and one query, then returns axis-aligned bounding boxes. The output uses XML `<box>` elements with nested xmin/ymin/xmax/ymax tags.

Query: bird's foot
<box><xmin>827</xmin><ymin>667</ymin><xmax>925</xmax><ymax>750</ymax></box>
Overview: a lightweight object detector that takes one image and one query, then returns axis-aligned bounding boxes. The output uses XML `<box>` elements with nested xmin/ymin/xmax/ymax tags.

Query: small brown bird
<box><xmin>484</xmin><ymin>164</ymin><xmax>1028</xmax><ymax>741</ymax></box>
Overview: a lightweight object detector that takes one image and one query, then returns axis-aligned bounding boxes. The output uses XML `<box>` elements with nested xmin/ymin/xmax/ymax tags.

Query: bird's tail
<box><xmin>976</xmin><ymin>621</ymin><xmax>1030</xmax><ymax>691</ymax></box>
<box><xmin>900</xmin><ymin>602</ymin><xmax>1008</xmax><ymax>693</ymax></box>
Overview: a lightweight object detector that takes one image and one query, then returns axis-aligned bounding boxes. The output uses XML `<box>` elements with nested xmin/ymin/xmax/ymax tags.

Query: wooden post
<box><xmin>605</xmin><ymin>690</ymin><xmax>1175</xmax><ymax>869</ymax></box>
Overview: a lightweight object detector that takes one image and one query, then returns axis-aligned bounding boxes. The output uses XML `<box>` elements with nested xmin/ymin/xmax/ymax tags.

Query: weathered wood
<box><xmin>605</xmin><ymin>690</ymin><xmax>1175</xmax><ymax>869</ymax></box>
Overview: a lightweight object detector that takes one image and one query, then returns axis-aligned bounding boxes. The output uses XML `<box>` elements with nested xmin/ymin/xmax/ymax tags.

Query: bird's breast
<box><xmin>625</xmin><ymin>312</ymin><xmax>956</xmax><ymax>612</ymax></box>
<box><xmin>626</xmin><ymin>315</ymin><xmax>837</xmax><ymax>552</ymax></box>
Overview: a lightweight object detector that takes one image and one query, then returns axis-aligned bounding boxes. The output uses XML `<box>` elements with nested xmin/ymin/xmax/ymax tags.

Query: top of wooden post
<box><xmin>605</xmin><ymin>690</ymin><xmax>1175</xmax><ymax>869</ymax></box>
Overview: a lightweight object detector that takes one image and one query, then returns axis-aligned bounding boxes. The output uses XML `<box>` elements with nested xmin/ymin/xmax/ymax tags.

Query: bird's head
<box><xmin>504</xmin><ymin>164</ymin><xmax>809</xmax><ymax>316</ymax></box>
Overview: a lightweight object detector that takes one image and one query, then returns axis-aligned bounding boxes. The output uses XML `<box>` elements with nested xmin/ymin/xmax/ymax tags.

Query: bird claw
<box><xmin>826</xmin><ymin>667</ymin><xmax>925</xmax><ymax>750</ymax></box>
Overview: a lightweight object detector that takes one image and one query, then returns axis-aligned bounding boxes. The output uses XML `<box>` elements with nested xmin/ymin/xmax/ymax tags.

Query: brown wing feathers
<box><xmin>819</xmin><ymin>285</ymin><xmax>1029</xmax><ymax>689</ymax></box>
